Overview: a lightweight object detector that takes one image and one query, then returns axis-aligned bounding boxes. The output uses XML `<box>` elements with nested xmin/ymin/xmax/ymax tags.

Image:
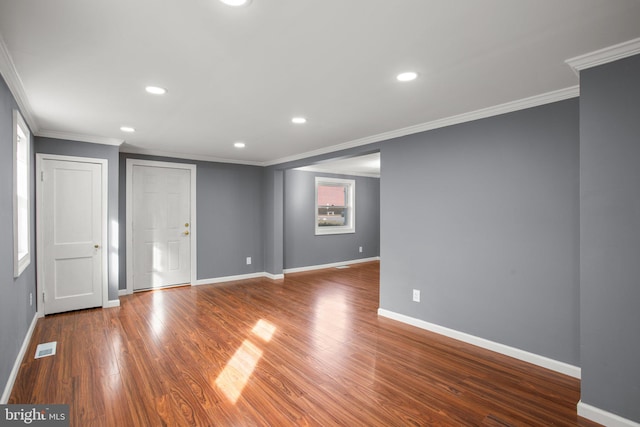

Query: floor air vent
<box><xmin>35</xmin><ymin>342</ymin><xmax>57</xmax><ymax>359</ymax></box>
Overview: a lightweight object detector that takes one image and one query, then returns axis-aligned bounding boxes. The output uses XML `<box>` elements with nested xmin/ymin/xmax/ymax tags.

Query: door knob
<box><xmin>94</xmin><ymin>244</ymin><xmax>100</xmax><ymax>249</ymax></box>
<box><xmin>184</xmin><ymin>231</ymin><xmax>190</xmax><ymax>236</ymax></box>
<box><xmin>185</xmin><ymin>223</ymin><xmax>190</xmax><ymax>227</ymax></box>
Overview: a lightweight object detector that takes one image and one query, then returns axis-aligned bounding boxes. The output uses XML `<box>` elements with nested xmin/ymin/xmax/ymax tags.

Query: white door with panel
<box><xmin>41</xmin><ymin>159</ymin><xmax>104</xmax><ymax>315</ymax></box>
<box><xmin>132</xmin><ymin>165</ymin><xmax>191</xmax><ymax>290</ymax></box>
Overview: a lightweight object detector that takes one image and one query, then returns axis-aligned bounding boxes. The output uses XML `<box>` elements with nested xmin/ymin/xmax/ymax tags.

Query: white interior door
<box><xmin>41</xmin><ymin>159</ymin><xmax>103</xmax><ymax>315</ymax></box>
<box><xmin>132</xmin><ymin>165</ymin><xmax>191</xmax><ymax>290</ymax></box>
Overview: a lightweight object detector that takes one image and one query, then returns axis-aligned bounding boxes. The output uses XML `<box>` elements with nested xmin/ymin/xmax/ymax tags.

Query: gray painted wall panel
<box><xmin>119</xmin><ymin>153</ymin><xmax>264</xmax><ymax>285</ymax></box>
<box><xmin>0</xmin><ymin>76</ymin><xmax>37</xmax><ymax>396</ymax></box>
<box><xmin>262</xmin><ymin>167</ymin><xmax>284</xmax><ymax>275</ymax></box>
<box><xmin>35</xmin><ymin>137</ymin><xmax>120</xmax><ymax>300</ymax></box>
<box><xmin>379</xmin><ymin>99</ymin><xmax>580</xmax><ymax>365</ymax></box>
<box><xmin>579</xmin><ymin>54</ymin><xmax>640</xmax><ymax>422</ymax></box>
<box><xmin>196</xmin><ymin>160</ymin><xmax>264</xmax><ymax>279</ymax></box>
<box><xmin>284</xmin><ymin>170</ymin><xmax>380</xmax><ymax>269</ymax></box>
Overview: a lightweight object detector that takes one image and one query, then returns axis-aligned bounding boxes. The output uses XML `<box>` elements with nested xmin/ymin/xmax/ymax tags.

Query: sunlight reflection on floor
<box><xmin>313</xmin><ymin>291</ymin><xmax>349</xmax><ymax>352</ymax></box>
<box><xmin>252</xmin><ymin>319</ymin><xmax>276</xmax><ymax>342</ymax></box>
<box><xmin>215</xmin><ymin>319</ymin><xmax>276</xmax><ymax>403</ymax></box>
<box><xmin>150</xmin><ymin>290</ymin><xmax>165</xmax><ymax>338</ymax></box>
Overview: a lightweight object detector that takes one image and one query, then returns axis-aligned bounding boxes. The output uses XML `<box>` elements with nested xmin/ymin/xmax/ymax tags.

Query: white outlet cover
<box><xmin>412</xmin><ymin>289</ymin><xmax>420</xmax><ymax>302</ymax></box>
<box><xmin>246</xmin><ymin>257</ymin><xmax>252</xmax><ymax>265</ymax></box>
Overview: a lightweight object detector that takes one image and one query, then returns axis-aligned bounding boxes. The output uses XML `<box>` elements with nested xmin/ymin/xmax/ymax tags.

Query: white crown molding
<box><xmin>0</xmin><ymin>33</ymin><xmax>39</xmax><ymax>133</ymax></box>
<box><xmin>123</xmin><ymin>86</ymin><xmax>578</xmax><ymax>168</ymax></box>
<box><xmin>577</xmin><ymin>401</ymin><xmax>640</xmax><ymax>427</ymax></box>
<box><xmin>37</xmin><ymin>129</ymin><xmax>124</xmax><ymax>146</ymax></box>
<box><xmin>120</xmin><ymin>145</ymin><xmax>263</xmax><ymax>166</ymax></box>
<box><xmin>264</xmin><ymin>86</ymin><xmax>579</xmax><ymax>167</ymax></box>
<box><xmin>378</xmin><ymin>308</ymin><xmax>581</xmax><ymax>379</ymax></box>
<box><xmin>566</xmin><ymin>37</ymin><xmax>640</xmax><ymax>74</ymax></box>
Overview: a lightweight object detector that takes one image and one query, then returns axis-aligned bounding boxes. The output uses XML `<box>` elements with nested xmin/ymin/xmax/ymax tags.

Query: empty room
<box><xmin>1</xmin><ymin>1</ymin><xmax>640</xmax><ymax>426</ymax></box>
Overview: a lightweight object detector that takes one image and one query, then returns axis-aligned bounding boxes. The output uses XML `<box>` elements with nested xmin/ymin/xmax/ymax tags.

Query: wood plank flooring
<box><xmin>10</xmin><ymin>261</ymin><xmax>599</xmax><ymax>426</ymax></box>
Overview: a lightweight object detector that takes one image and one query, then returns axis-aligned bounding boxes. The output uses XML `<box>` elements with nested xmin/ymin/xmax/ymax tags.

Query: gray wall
<box><xmin>284</xmin><ymin>170</ymin><xmax>380</xmax><ymax>269</ymax></box>
<box><xmin>0</xmin><ymin>75</ymin><xmax>37</xmax><ymax>400</ymax></box>
<box><xmin>35</xmin><ymin>137</ymin><xmax>120</xmax><ymax>301</ymax></box>
<box><xmin>119</xmin><ymin>153</ymin><xmax>264</xmax><ymax>286</ymax></box>
<box><xmin>579</xmin><ymin>54</ymin><xmax>640</xmax><ymax>422</ymax></box>
<box><xmin>379</xmin><ymin>98</ymin><xmax>580</xmax><ymax>366</ymax></box>
<box><xmin>262</xmin><ymin>167</ymin><xmax>284</xmax><ymax>276</ymax></box>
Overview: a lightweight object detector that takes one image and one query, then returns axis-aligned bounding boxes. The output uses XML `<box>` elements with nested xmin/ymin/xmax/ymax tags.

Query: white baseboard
<box><xmin>578</xmin><ymin>401</ymin><xmax>640</xmax><ymax>427</ymax></box>
<box><xmin>104</xmin><ymin>299</ymin><xmax>120</xmax><ymax>308</ymax></box>
<box><xmin>377</xmin><ymin>308</ymin><xmax>581</xmax><ymax>379</ymax></box>
<box><xmin>1</xmin><ymin>313</ymin><xmax>38</xmax><ymax>404</ymax></box>
<box><xmin>118</xmin><ymin>289</ymin><xmax>129</xmax><ymax>296</ymax></box>
<box><xmin>194</xmin><ymin>271</ymin><xmax>279</xmax><ymax>286</ymax></box>
<box><xmin>264</xmin><ymin>272</ymin><xmax>285</xmax><ymax>280</ymax></box>
<box><xmin>283</xmin><ymin>256</ymin><xmax>380</xmax><ymax>274</ymax></box>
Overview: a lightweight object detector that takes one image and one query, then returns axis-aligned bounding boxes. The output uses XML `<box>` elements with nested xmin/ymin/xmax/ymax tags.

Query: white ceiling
<box><xmin>1</xmin><ymin>1</ymin><xmax>640</xmax><ymax>166</ymax></box>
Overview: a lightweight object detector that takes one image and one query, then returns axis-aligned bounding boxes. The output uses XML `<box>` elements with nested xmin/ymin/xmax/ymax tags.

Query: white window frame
<box><xmin>315</xmin><ymin>177</ymin><xmax>355</xmax><ymax>235</ymax></box>
<box><xmin>13</xmin><ymin>110</ymin><xmax>31</xmax><ymax>277</ymax></box>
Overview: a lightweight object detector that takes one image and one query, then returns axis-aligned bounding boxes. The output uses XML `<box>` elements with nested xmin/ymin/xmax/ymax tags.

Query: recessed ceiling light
<box><xmin>220</xmin><ymin>0</ymin><xmax>251</xmax><ymax>6</ymax></box>
<box><xmin>291</xmin><ymin>117</ymin><xmax>307</xmax><ymax>124</ymax></box>
<box><xmin>234</xmin><ymin>142</ymin><xmax>246</xmax><ymax>148</ymax></box>
<box><xmin>396</xmin><ymin>72</ymin><xmax>418</xmax><ymax>82</ymax></box>
<box><xmin>120</xmin><ymin>126</ymin><xmax>135</xmax><ymax>132</ymax></box>
<box><xmin>145</xmin><ymin>86</ymin><xmax>167</xmax><ymax>95</ymax></box>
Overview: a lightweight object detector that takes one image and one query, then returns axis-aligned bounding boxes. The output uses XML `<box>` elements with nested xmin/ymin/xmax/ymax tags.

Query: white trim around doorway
<box><xmin>125</xmin><ymin>159</ymin><xmax>197</xmax><ymax>294</ymax></box>
<box><xmin>35</xmin><ymin>153</ymin><xmax>110</xmax><ymax>317</ymax></box>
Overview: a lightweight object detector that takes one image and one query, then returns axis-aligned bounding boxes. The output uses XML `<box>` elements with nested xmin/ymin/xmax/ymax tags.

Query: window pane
<box><xmin>318</xmin><ymin>207</ymin><xmax>347</xmax><ymax>227</ymax></box>
<box><xmin>317</xmin><ymin>185</ymin><xmax>345</xmax><ymax>207</ymax></box>
<box><xmin>14</xmin><ymin>111</ymin><xmax>31</xmax><ymax>276</ymax></box>
<box><xmin>315</xmin><ymin>177</ymin><xmax>355</xmax><ymax>235</ymax></box>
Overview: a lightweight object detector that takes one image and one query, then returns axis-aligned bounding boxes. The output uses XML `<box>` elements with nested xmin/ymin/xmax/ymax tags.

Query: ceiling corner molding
<box><xmin>566</xmin><ymin>37</ymin><xmax>640</xmax><ymax>73</ymax></box>
<box><xmin>265</xmin><ymin>85</ymin><xmax>579</xmax><ymax>167</ymax></box>
<box><xmin>0</xmin><ymin>33</ymin><xmax>39</xmax><ymax>133</ymax></box>
<box><xmin>37</xmin><ymin>129</ymin><xmax>124</xmax><ymax>146</ymax></box>
<box><xmin>119</xmin><ymin>145</ymin><xmax>263</xmax><ymax>166</ymax></box>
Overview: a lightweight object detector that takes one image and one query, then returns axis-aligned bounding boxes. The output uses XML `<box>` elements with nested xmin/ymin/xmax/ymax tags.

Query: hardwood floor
<box><xmin>11</xmin><ymin>261</ymin><xmax>599</xmax><ymax>426</ymax></box>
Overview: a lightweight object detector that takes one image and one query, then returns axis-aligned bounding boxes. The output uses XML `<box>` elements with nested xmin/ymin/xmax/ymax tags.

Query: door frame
<box><xmin>125</xmin><ymin>159</ymin><xmax>197</xmax><ymax>294</ymax></box>
<box><xmin>35</xmin><ymin>153</ymin><xmax>109</xmax><ymax>317</ymax></box>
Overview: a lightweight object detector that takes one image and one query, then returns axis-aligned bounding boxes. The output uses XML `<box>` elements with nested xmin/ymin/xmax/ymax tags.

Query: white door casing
<box><xmin>132</xmin><ymin>165</ymin><xmax>190</xmax><ymax>290</ymax></box>
<box><xmin>36</xmin><ymin>154</ymin><xmax>109</xmax><ymax>316</ymax></box>
<box><xmin>126</xmin><ymin>159</ymin><xmax>197</xmax><ymax>293</ymax></box>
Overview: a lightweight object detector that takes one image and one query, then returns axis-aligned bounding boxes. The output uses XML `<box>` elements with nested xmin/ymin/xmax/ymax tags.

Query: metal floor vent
<box><xmin>335</xmin><ymin>265</ymin><xmax>350</xmax><ymax>269</ymax></box>
<box><xmin>35</xmin><ymin>341</ymin><xmax>57</xmax><ymax>359</ymax></box>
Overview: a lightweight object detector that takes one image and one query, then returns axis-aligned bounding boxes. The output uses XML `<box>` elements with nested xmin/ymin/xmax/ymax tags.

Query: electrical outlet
<box><xmin>29</xmin><ymin>292</ymin><xmax>33</xmax><ymax>306</ymax></box>
<box><xmin>412</xmin><ymin>289</ymin><xmax>420</xmax><ymax>302</ymax></box>
<box><xmin>246</xmin><ymin>257</ymin><xmax>252</xmax><ymax>265</ymax></box>
<box><xmin>359</xmin><ymin>246</ymin><xmax>363</xmax><ymax>253</ymax></box>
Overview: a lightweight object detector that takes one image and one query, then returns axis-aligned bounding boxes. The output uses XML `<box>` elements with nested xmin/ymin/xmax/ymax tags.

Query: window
<box><xmin>14</xmin><ymin>110</ymin><xmax>31</xmax><ymax>277</ymax></box>
<box><xmin>315</xmin><ymin>177</ymin><xmax>355</xmax><ymax>235</ymax></box>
